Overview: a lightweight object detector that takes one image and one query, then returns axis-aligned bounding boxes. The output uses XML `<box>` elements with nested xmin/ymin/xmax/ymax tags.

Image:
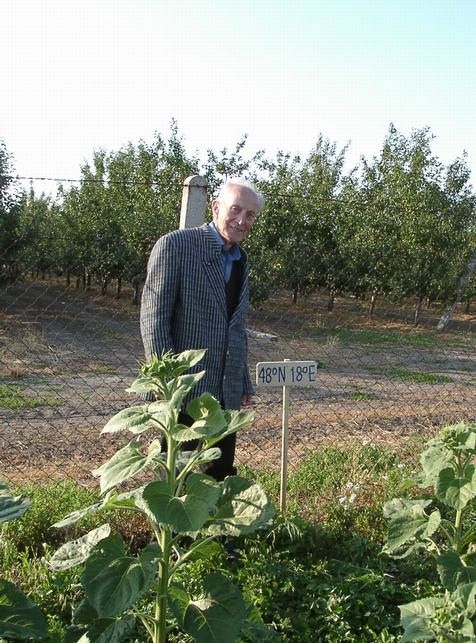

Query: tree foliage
<box><xmin>0</xmin><ymin>139</ymin><xmax>22</xmax><ymax>281</ymax></box>
<box><xmin>3</xmin><ymin>123</ymin><xmax>475</xmax><ymax>318</ymax></box>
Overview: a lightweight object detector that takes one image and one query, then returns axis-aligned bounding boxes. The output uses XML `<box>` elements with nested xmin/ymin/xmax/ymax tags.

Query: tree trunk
<box><xmin>464</xmin><ymin>298</ymin><xmax>471</xmax><ymax>314</ymax></box>
<box><xmin>369</xmin><ymin>290</ymin><xmax>378</xmax><ymax>316</ymax></box>
<box><xmin>327</xmin><ymin>292</ymin><xmax>335</xmax><ymax>312</ymax></box>
<box><xmin>116</xmin><ymin>276</ymin><xmax>122</xmax><ymax>299</ymax></box>
<box><xmin>66</xmin><ymin>272</ymin><xmax>71</xmax><ymax>286</ymax></box>
<box><xmin>132</xmin><ymin>278</ymin><xmax>140</xmax><ymax>306</ymax></box>
<box><xmin>101</xmin><ymin>278</ymin><xmax>108</xmax><ymax>295</ymax></box>
<box><xmin>292</xmin><ymin>286</ymin><xmax>298</xmax><ymax>305</ymax></box>
<box><xmin>437</xmin><ymin>245</ymin><xmax>476</xmax><ymax>332</ymax></box>
<box><xmin>414</xmin><ymin>296</ymin><xmax>424</xmax><ymax>326</ymax></box>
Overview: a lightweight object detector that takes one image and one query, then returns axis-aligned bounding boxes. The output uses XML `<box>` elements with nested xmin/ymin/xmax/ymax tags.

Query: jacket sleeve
<box><xmin>140</xmin><ymin>233</ymin><xmax>179</xmax><ymax>360</ymax></box>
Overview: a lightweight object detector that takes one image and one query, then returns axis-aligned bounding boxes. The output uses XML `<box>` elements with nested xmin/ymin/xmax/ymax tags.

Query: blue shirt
<box><xmin>208</xmin><ymin>222</ymin><xmax>241</xmax><ymax>283</ymax></box>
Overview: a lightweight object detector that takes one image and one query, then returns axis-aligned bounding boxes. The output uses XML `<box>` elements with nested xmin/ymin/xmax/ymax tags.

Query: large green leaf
<box><xmin>101</xmin><ymin>405</ymin><xmax>154</xmax><ymax>435</ymax></box>
<box><xmin>125</xmin><ymin>376</ymin><xmax>160</xmax><ymax>396</ymax></box>
<box><xmin>241</xmin><ymin>599</ymin><xmax>281</xmax><ymax>641</ymax></box>
<box><xmin>440</xmin><ymin>422</ymin><xmax>476</xmax><ymax>454</ymax></box>
<box><xmin>140</xmin><ymin>474</ymin><xmax>221</xmax><ymax>532</ymax></box>
<box><xmin>73</xmin><ymin>596</ymin><xmax>99</xmax><ymax>625</ymax></box>
<box><xmin>458</xmin><ymin>427</ymin><xmax>476</xmax><ymax>453</ymax></box>
<box><xmin>0</xmin><ymin>577</ymin><xmax>49</xmax><ymax>640</ymax></box>
<box><xmin>452</xmin><ymin>581</ymin><xmax>476</xmax><ymax>612</ymax></box>
<box><xmin>0</xmin><ymin>476</ymin><xmax>30</xmax><ymax>523</ymax></box>
<box><xmin>63</xmin><ymin>624</ymin><xmax>88</xmax><ymax>643</ymax></box>
<box><xmin>169</xmin><ymin>372</ymin><xmax>206</xmax><ymax>409</ymax></box>
<box><xmin>174</xmin><ymin>348</ymin><xmax>207</xmax><ymax>370</ymax></box>
<box><xmin>181</xmin><ymin>538</ymin><xmax>222</xmax><ymax>562</ymax></box>
<box><xmin>168</xmin><ymin>573</ymin><xmax>246</xmax><ymax>643</ymax></box>
<box><xmin>383</xmin><ymin>498</ymin><xmax>440</xmax><ymax>555</ymax></box>
<box><xmin>93</xmin><ymin>441</ymin><xmax>149</xmax><ymax>493</ymax></box>
<box><xmin>64</xmin><ymin>613</ymin><xmax>136</xmax><ymax>643</ymax></box>
<box><xmin>204</xmin><ymin>477</ymin><xmax>276</xmax><ymax>537</ymax></box>
<box><xmin>53</xmin><ymin>497</ymin><xmax>109</xmax><ymax>528</ymax></box>
<box><xmin>418</xmin><ymin>442</ymin><xmax>454</xmax><ymax>488</ymax></box>
<box><xmin>437</xmin><ymin>552</ymin><xmax>476</xmax><ymax>591</ymax></box>
<box><xmin>400</xmin><ymin>583</ymin><xmax>476</xmax><ymax>642</ymax></box>
<box><xmin>436</xmin><ymin>465</ymin><xmax>476</xmax><ymax>511</ymax></box>
<box><xmin>174</xmin><ymin>394</ymin><xmax>227</xmax><ymax>442</ymax></box>
<box><xmin>399</xmin><ymin>596</ymin><xmax>445</xmax><ymax>642</ymax></box>
<box><xmin>175</xmin><ymin>448</ymin><xmax>221</xmax><ymax>475</ymax></box>
<box><xmin>82</xmin><ymin>536</ymin><xmax>160</xmax><ymax>617</ymax></box>
<box><xmin>52</xmin><ymin>490</ymin><xmax>138</xmax><ymax>529</ymax></box>
<box><xmin>49</xmin><ymin>524</ymin><xmax>111</xmax><ymax>571</ymax></box>
<box><xmin>203</xmin><ymin>410</ymin><xmax>254</xmax><ymax>447</ymax></box>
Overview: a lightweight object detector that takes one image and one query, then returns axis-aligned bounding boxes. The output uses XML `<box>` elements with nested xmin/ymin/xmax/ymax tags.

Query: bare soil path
<box><xmin>1</xmin><ymin>279</ymin><xmax>474</xmax><ymax>485</ymax></box>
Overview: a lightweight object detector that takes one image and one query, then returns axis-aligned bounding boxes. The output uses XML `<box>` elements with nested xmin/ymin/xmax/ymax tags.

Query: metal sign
<box><xmin>255</xmin><ymin>359</ymin><xmax>318</xmax><ymax>512</ymax></box>
<box><xmin>256</xmin><ymin>360</ymin><xmax>317</xmax><ymax>387</ymax></box>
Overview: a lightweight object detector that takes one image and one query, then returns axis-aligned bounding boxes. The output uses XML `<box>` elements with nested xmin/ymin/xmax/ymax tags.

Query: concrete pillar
<box><xmin>179</xmin><ymin>175</ymin><xmax>208</xmax><ymax>229</ymax></box>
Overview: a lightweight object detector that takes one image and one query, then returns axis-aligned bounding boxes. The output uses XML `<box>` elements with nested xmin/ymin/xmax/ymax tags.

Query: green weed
<box><xmin>0</xmin><ymin>383</ymin><xmax>64</xmax><ymax>408</ymax></box>
<box><xmin>364</xmin><ymin>365</ymin><xmax>452</xmax><ymax>384</ymax></box>
<box><xmin>92</xmin><ymin>364</ymin><xmax>115</xmax><ymax>373</ymax></box>
<box><xmin>312</xmin><ymin>326</ymin><xmax>442</xmax><ymax>347</ymax></box>
<box><xmin>0</xmin><ymin>436</ymin><xmax>441</xmax><ymax>642</ymax></box>
<box><xmin>4</xmin><ymin>481</ymin><xmax>99</xmax><ymax>552</ymax></box>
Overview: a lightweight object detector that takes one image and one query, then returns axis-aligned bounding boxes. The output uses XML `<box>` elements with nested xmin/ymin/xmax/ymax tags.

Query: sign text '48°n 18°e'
<box><xmin>256</xmin><ymin>361</ymin><xmax>317</xmax><ymax>387</ymax></box>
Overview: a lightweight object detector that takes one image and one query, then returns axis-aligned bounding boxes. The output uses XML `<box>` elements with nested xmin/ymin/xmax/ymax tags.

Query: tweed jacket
<box><xmin>140</xmin><ymin>223</ymin><xmax>253</xmax><ymax>410</ymax></box>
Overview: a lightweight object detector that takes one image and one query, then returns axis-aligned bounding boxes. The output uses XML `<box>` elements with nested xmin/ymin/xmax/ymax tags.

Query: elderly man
<box><xmin>140</xmin><ymin>179</ymin><xmax>263</xmax><ymax>481</ymax></box>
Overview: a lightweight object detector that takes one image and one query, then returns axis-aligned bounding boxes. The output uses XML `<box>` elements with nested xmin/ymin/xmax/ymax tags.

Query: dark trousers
<box><xmin>163</xmin><ymin>412</ymin><xmax>237</xmax><ymax>482</ymax></box>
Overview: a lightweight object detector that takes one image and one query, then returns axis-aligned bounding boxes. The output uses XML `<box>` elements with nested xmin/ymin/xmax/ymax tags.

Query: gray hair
<box><xmin>217</xmin><ymin>178</ymin><xmax>264</xmax><ymax>212</ymax></box>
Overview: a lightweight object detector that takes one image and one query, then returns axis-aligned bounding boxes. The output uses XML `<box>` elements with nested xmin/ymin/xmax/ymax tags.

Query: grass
<box><xmin>310</xmin><ymin>326</ymin><xmax>441</xmax><ymax>347</ymax></box>
<box><xmin>91</xmin><ymin>363</ymin><xmax>115</xmax><ymax>373</ymax></box>
<box><xmin>0</xmin><ymin>383</ymin><xmax>64</xmax><ymax>408</ymax></box>
<box><xmin>363</xmin><ymin>365</ymin><xmax>453</xmax><ymax>384</ymax></box>
<box><xmin>306</xmin><ymin>324</ymin><xmax>474</xmax><ymax>350</ymax></box>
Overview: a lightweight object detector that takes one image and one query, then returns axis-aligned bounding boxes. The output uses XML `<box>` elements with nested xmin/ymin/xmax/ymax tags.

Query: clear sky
<box><xmin>2</xmin><ymin>0</ymin><xmax>475</xmax><ymax>196</ymax></box>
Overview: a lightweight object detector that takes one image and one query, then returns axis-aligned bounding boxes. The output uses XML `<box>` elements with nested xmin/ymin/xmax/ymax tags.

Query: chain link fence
<box><xmin>0</xmin><ymin>270</ymin><xmax>474</xmax><ymax>487</ymax></box>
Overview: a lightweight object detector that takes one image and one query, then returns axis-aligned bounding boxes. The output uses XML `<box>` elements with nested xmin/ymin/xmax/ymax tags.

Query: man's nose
<box><xmin>235</xmin><ymin>211</ymin><xmax>247</xmax><ymax>225</ymax></box>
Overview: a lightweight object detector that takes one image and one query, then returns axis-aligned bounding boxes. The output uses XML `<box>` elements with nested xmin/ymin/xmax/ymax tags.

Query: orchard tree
<box><xmin>117</xmin><ymin>124</ymin><xmax>199</xmax><ymax>301</ymax></box>
<box><xmin>246</xmin><ymin>151</ymin><xmax>313</xmax><ymax>305</ymax></box>
<box><xmin>300</xmin><ymin>136</ymin><xmax>349</xmax><ymax>310</ymax></box>
<box><xmin>203</xmin><ymin>134</ymin><xmax>264</xmax><ymax>201</ymax></box>
<box><xmin>0</xmin><ymin>139</ymin><xmax>21</xmax><ymax>280</ymax></box>
<box><xmin>342</xmin><ymin>125</ymin><xmax>474</xmax><ymax>322</ymax></box>
<box><xmin>55</xmin><ymin>122</ymin><xmax>199</xmax><ymax>300</ymax></box>
<box><xmin>246</xmin><ymin>136</ymin><xmax>348</xmax><ymax>307</ymax></box>
<box><xmin>17</xmin><ymin>188</ymin><xmax>57</xmax><ymax>278</ymax></box>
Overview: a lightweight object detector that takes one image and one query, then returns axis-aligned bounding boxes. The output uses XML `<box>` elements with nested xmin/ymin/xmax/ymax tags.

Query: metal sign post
<box><xmin>256</xmin><ymin>359</ymin><xmax>317</xmax><ymax>512</ymax></box>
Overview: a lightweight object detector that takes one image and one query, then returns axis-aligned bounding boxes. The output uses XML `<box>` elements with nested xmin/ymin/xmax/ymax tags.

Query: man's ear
<box><xmin>211</xmin><ymin>200</ymin><xmax>219</xmax><ymax>219</ymax></box>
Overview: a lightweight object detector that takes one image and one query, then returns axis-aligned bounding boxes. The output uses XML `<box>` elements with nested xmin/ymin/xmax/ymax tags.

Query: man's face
<box><xmin>212</xmin><ymin>185</ymin><xmax>259</xmax><ymax>248</ymax></box>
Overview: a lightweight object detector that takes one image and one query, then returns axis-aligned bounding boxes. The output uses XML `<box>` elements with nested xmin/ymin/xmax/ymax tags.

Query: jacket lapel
<box><xmin>199</xmin><ymin>225</ymin><xmax>227</xmax><ymax>318</ymax></box>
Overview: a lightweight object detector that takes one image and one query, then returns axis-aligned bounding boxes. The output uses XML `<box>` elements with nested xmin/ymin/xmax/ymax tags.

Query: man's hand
<box><xmin>241</xmin><ymin>394</ymin><xmax>254</xmax><ymax>407</ymax></box>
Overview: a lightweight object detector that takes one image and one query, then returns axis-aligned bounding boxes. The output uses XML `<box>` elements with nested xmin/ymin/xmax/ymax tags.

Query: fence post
<box><xmin>180</xmin><ymin>175</ymin><xmax>208</xmax><ymax>229</ymax></box>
